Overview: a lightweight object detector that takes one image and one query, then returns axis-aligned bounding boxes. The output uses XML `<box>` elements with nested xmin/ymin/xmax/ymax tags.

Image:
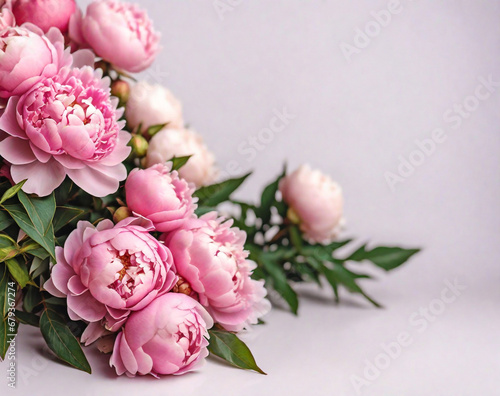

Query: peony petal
<box><xmin>10</xmin><ymin>160</ymin><xmax>66</xmax><ymax>197</ymax></box>
<box><xmin>81</xmin><ymin>322</ymin><xmax>106</xmax><ymax>346</ymax></box>
<box><xmin>67</xmin><ymin>291</ymin><xmax>106</xmax><ymax>322</ymax></box>
<box><xmin>66</xmin><ymin>164</ymin><xmax>125</xmax><ymax>197</ymax></box>
<box><xmin>71</xmin><ymin>49</ymin><xmax>95</xmax><ymax>68</ymax></box>
<box><xmin>0</xmin><ymin>97</ymin><xmax>26</xmax><ymax>138</ymax></box>
<box><xmin>109</xmin><ymin>333</ymin><xmax>127</xmax><ymax>376</ymax></box>
<box><xmin>98</xmin><ymin>130</ymin><xmax>131</xmax><ymax>166</ymax></box>
<box><xmin>0</xmin><ymin>137</ymin><xmax>36</xmax><ymax>164</ymax></box>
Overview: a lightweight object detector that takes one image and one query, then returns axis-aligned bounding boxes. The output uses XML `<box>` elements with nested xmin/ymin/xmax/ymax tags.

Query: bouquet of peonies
<box><xmin>0</xmin><ymin>0</ymin><xmax>419</xmax><ymax>378</ymax></box>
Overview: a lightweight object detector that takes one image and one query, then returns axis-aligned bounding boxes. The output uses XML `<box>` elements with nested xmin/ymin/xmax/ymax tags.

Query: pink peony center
<box><xmin>23</xmin><ymin>70</ymin><xmax>119</xmax><ymax>160</ymax></box>
<box><xmin>108</xmin><ymin>251</ymin><xmax>153</xmax><ymax>299</ymax></box>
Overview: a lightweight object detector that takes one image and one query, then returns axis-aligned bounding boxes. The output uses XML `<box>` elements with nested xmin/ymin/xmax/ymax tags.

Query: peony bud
<box><xmin>129</xmin><ymin>135</ymin><xmax>149</xmax><ymax>158</ymax></box>
<box><xmin>112</xmin><ymin>206</ymin><xmax>132</xmax><ymax>224</ymax></box>
<box><xmin>111</xmin><ymin>80</ymin><xmax>130</xmax><ymax>106</ymax></box>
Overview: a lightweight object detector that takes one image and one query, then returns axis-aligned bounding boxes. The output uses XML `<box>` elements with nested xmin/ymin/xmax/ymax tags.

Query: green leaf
<box><xmin>289</xmin><ymin>225</ymin><xmax>303</xmax><ymax>253</ymax></box>
<box><xmin>15</xmin><ymin>310</ymin><xmax>40</xmax><ymax>327</ymax></box>
<box><xmin>53</xmin><ymin>206</ymin><xmax>86</xmax><ymax>233</ymax></box>
<box><xmin>0</xmin><ymin>263</ymin><xmax>10</xmax><ymax>317</ymax></box>
<box><xmin>0</xmin><ymin>210</ymin><xmax>13</xmax><ymax>231</ymax></box>
<box><xmin>208</xmin><ymin>329</ymin><xmax>266</xmax><ymax>374</ymax></box>
<box><xmin>3</xmin><ymin>198</ymin><xmax>56</xmax><ymax>260</ymax></box>
<box><xmin>256</xmin><ymin>165</ymin><xmax>286</xmax><ymax>223</ymax></box>
<box><xmin>23</xmin><ymin>285</ymin><xmax>42</xmax><ymax>313</ymax></box>
<box><xmin>323</xmin><ymin>262</ymin><xmax>381</xmax><ymax>307</ymax></box>
<box><xmin>39</xmin><ymin>308</ymin><xmax>91</xmax><ymax>374</ymax></box>
<box><xmin>146</xmin><ymin>123</ymin><xmax>167</xmax><ymax>137</ymax></box>
<box><xmin>0</xmin><ymin>233</ymin><xmax>19</xmax><ymax>263</ymax></box>
<box><xmin>5</xmin><ymin>258</ymin><xmax>31</xmax><ymax>288</ymax></box>
<box><xmin>260</xmin><ymin>253</ymin><xmax>298</xmax><ymax>314</ymax></box>
<box><xmin>168</xmin><ymin>155</ymin><xmax>192</xmax><ymax>171</ymax></box>
<box><xmin>0</xmin><ymin>263</ymin><xmax>16</xmax><ymax>359</ymax></box>
<box><xmin>301</xmin><ymin>240</ymin><xmax>352</xmax><ymax>261</ymax></box>
<box><xmin>194</xmin><ymin>206</ymin><xmax>217</xmax><ymax>217</ymax></box>
<box><xmin>18</xmin><ymin>191</ymin><xmax>56</xmax><ymax>234</ymax></box>
<box><xmin>194</xmin><ymin>173</ymin><xmax>251</xmax><ymax>207</ymax></box>
<box><xmin>347</xmin><ymin>245</ymin><xmax>420</xmax><ymax>271</ymax></box>
<box><xmin>29</xmin><ymin>257</ymin><xmax>50</xmax><ymax>279</ymax></box>
<box><xmin>0</xmin><ymin>180</ymin><xmax>26</xmax><ymax>204</ymax></box>
<box><xmin>21</xmin><ymin>241</ymin><xmax>50</xmax><ymax>261</ymax></box>
<box><xmin>0</xmin><ymin>315</ymin><xmax>17</xmax><ymax>360</ymax></box>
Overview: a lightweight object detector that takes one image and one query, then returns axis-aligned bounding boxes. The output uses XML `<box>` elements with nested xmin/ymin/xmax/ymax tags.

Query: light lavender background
<box><xmin>3</xmin><ymin>0</ymin><xmax>500</xmax><ymax>395</ymax></box>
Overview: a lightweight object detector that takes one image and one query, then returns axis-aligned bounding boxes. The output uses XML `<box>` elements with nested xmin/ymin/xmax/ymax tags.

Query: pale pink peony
<box><xmin>163</xmin><ymin>212</ymin><xmax>271</xmax><ymax>332</ymax></box>
<box><xmin>0</xmin><ymin>1</ymin><xmax>15</xmax><ymax>30</ymax></box>
<box><xmin>0</xmin><ymin>24</ymin><xmax>89</xmax><ymax>99</ymax></box>
<box><xmin>0</xmin><ymin>65</ymin><xmax>131</xmax><ymax>197</ymax></box>
<box><xmin>110</xmin><ymin>293</ymin><xmax>213</xmax><ymax>377</ymax></box>
<box><xmin>125</xmin><ymin>163</ymin><xmax>196</xmax><ymax>232</ymax></box>
<box><xmin>44</xmin><ymin>217</ymin><xmax>177</xmax><ymax>345</ymax></box>
<box><xmin>125</xmin><ymin>82</ymin><xmax>184</xmax><ymax>133</ymax></box>
<box><xmin>69</xmin><ymin>0</ymin><xmax>160</xmax><ymax>73</ymax></box>
<box><xmin>279</xmin><ymin>164</ymin><xmax>344</xmax><ymax>243</ymax></box>
<box><xmin>146</xmin><ymin>128</ymin><xmax>218</xmax><ymax>188</ymax></box>
<box><xmin>11</xmin><ymin>0</ymin><xmax>77</xmax><ymax>33</ymax></box>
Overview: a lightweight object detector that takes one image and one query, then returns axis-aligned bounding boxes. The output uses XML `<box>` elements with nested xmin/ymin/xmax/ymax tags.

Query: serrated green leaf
<box><xmin>347</xmin><ymin>245</ymin><xmax>420</xmax><ymax>271</ymax></box>
<box><xmin>39</xmin><ymin>308</ymin><xmax>91</xmax><ymax>374</ymax></box>
<box><xmin>0</xmin><ymin>180</ymin><xmax>26</xmax><ymax>205</ymax></box>
<box><xmin>194</xmin><ymin>173</ymin><xmax>251</xmax><ymax>207</ymax></box>
<box><xmin>53</xmin><ymin>206</ymin><xmax>86</xmax><ymax>233</ymax></box>
<box><xmin>5</xmin><ymin>258</ymin><xmax>31</xmax><ymax>288</ymax></box>
<box><xmin>168</xmin><ymin>155</ymin><xmax>192</xmax><ymax>171</ymax></box>
<box><xmin>208</xmin><ymin>329</ymin><xmax>266</xmax><ymax>374</ymax></box>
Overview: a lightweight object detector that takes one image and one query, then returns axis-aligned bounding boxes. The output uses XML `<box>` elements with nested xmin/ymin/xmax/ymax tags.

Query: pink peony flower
<box><xmin>110</xmin><ymin>293</ymin><xmax>213</xmax><ymax>377</ymax></box>
<box><xmin>125</xmin><ymin>82</ymin><xmax>183</xmax><ymax>133</ymax></box>
<box><xmin>0</xmin><ymin>24</ymin><xmax>88</xmax><ymax>99</ymax></box>
<box><xmin>69</xmin><ymin>0</ymin><xmax>160</xmax><ymax>73</ymax></box>
<box><xmin>146</xmin><ymin>128</ymin><xmax>218</xmax><ymax>188</ymax></box>
<box><xmin>44</xmin><ymin>217</ymin><xmax>177</xmax><ymax>345</ymax></box>
<box><xmin>0</xmin><ymin>65</ymin><xmax>131</xmax><ymax>197</ymax></box>
<box><xmin>0</xmin><ymin>1</ymin><xmax>15</xmax><ymax>30</ymax></box>
<box><xmin>163</xmin><ymin>212</ymin><xmax>271</xmax><ymax>332</ymax></box>
<box><xmin>125</xmin><ymin>163</ymin><xmax>196</xmax><ymax>232</ymax></box>
<box><xmin>11</xmin><ymin>0</ymin><xmax>77</xmax><ymax>33</ymax></box>
<box><xmin>279</xmin><ymin>165</ymin><xmax>344</xmax><ymax>243</ymax></box>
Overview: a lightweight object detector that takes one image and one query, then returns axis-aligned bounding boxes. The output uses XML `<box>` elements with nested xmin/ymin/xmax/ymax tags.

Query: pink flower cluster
<box><xmin>0</xmin><ymin>0</ymin><xmax>161</xmax><ymax>197</ymax></box>
<box><xmin>45</xmin><ymin>163</ymin><xmax>270</xmax><ymax>377</ymax></box>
